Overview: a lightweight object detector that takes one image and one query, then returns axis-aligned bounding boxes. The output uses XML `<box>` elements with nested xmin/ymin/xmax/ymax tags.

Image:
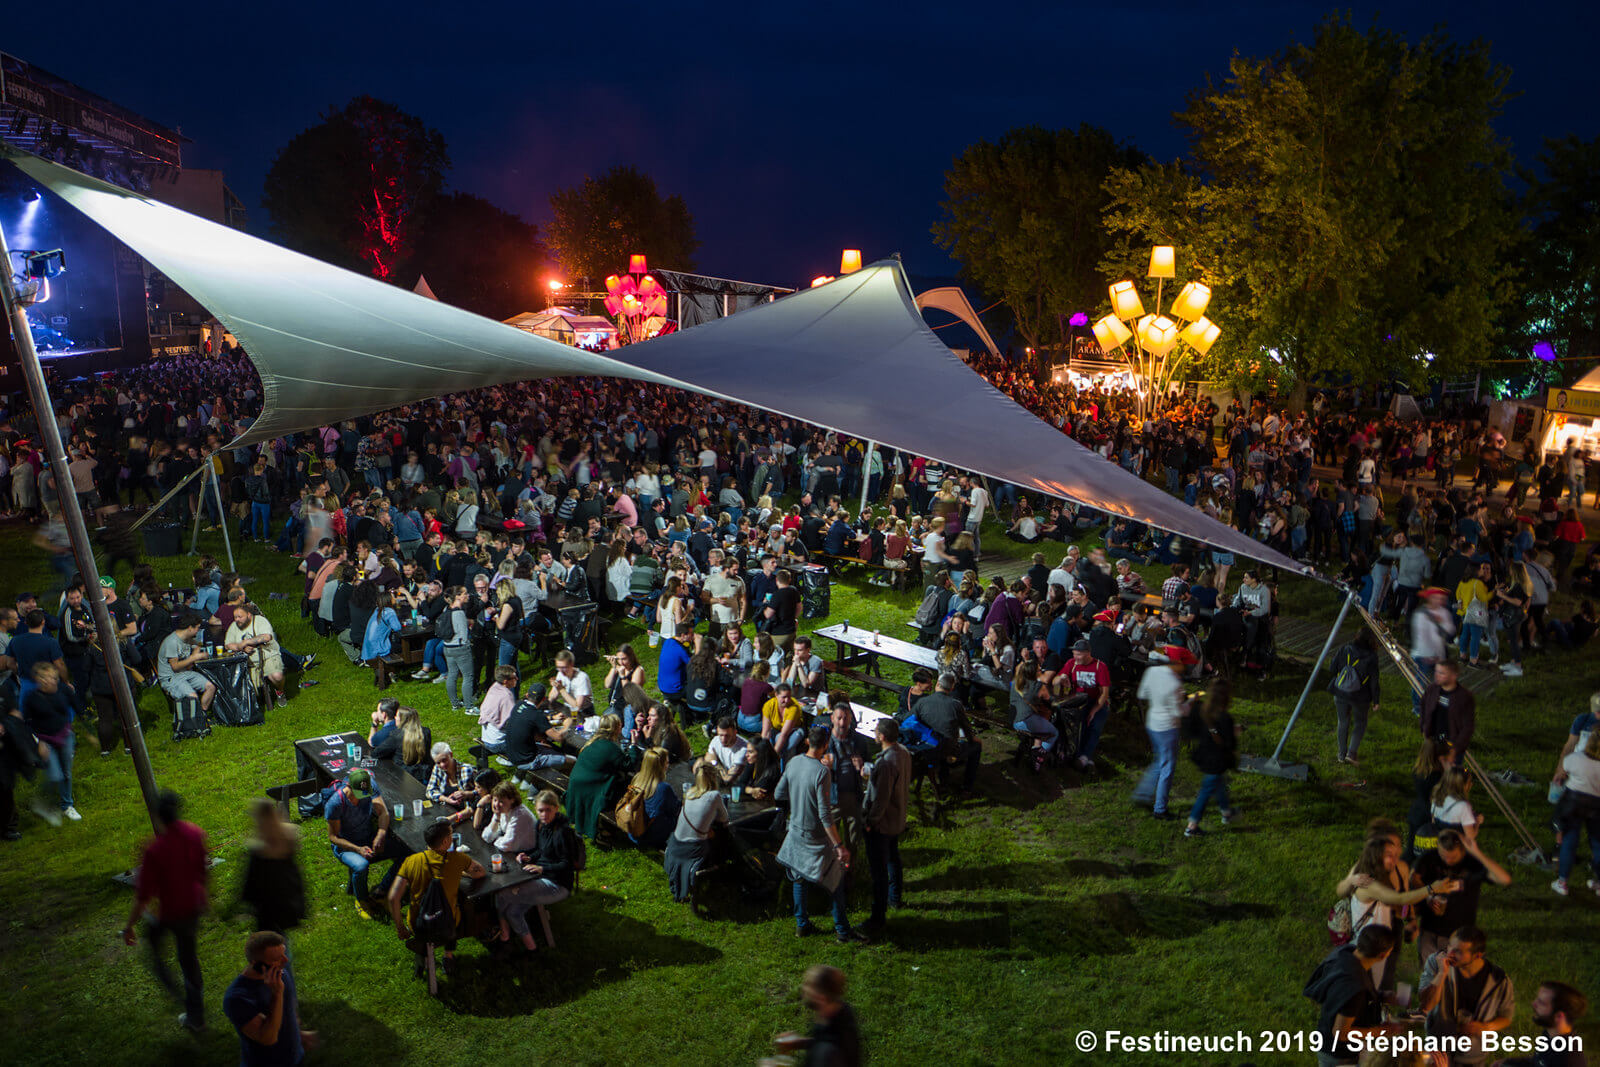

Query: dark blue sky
<box><xmin>9</xmin><ymin>1</ymin><xmax>1597</xmax><ymax>289</ymax></box>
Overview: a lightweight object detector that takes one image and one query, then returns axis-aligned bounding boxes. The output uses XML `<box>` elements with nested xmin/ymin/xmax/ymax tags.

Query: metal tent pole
<box><xmin>1239</xmin><ymin>590</ymin><xmax>1356</xmax><ymax>781</ymax></box>
<box><xmin>210</xmin><ymin>461</ymin><xmax>235</xmax><ymax>571</ymax></box>
<box><xmin>0</xmin><ymin>218</ymin><xmax>162</xmax><ymax>830</ymax></box>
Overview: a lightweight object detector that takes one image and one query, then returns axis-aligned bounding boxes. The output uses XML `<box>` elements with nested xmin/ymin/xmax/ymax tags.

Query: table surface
<box><xmin>813</xmin><ymin>624</ymin><xmax>1007</xmax><ymax>691</ymax></box>
<box><xmin>292</xmin><ymin>733</ymin><xmax>531</xmax><ymax>898</ymax></box>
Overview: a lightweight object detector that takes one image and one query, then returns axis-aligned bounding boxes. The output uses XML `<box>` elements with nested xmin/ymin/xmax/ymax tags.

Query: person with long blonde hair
<box><xmin>240</xmin><ymin>797</ymin><xmax>306</xmax><ymax>937</ymax></box>
<box><xmin>664</xmin><ymin>762</ymin><xmax>728</xmax><ymax>902</ymax></box>
<box><xmin>624</xmin><ymin>747</ymin><xmax>681</xmax><ymax>850</ymax></box>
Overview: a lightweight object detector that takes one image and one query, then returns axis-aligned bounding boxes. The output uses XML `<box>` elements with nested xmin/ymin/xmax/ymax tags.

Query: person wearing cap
<box><xmin>1133</xmin><ymin>645</ymin><xmax>1194</xmax><ymax>820</ymax></box>
<box><xmin>87</xmin><ymin>577</ymin><xmax>142</xmax><ymax>755</ymax></box>
<box><xmin>1062</xmin><ymin>639</ymin><xmax>1112</xmax><ymax>770</ymax></box>
<box><xmin>325</xmin><ymin>768</ymin><xmax>405</xmax><ymax>916</ymax></box>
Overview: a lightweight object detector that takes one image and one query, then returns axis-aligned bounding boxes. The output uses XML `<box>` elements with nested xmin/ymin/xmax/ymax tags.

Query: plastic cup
<box><xmin>452</xmin><ymin>833</ymin><xmax>463</xmax><ymax>851</ymax></box>
<box><xmin>731</xmin><ymin>785</ymin><xmax>743</xmax><ymax>803</ymax></box>
<box><xmin>393</xmin><ymin>804</ymin><xmax>404</xmax><ymax>823</ymax></box>
<box><xmin>414</xmin><ymin>800</ymin><xmax>424</xmax><ymax>819</ymax></box>
<box><xmin>492</xmin><ymin>853</ymin><xmax>504</xmax><ymax>873</ymax></box>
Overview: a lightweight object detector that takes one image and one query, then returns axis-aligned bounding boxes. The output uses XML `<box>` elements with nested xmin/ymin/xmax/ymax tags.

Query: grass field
<box><xmin>1</xmin><ymin>517</ymin><xmax>1596</xmax><ymax>1067</ymax></box>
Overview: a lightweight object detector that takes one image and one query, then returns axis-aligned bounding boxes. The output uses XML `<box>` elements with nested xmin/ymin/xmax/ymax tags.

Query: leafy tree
<box><xmin>262</xmin><ymin>96</ymin><xmax>449</xmax><ymax>281</ymax></box>
<box><xmin>546</xmin><ymin>166</ymin><xmax>697</xmax><ymax>285</ymax></box>
<box><xmin>409</xmin><ymin>193</ymin><xmax>548</xmax><ymax>320</ymax></box>
<box><xmin>1104</xmin><ymin>18</ymin><xmax>1520</xmax><ymax>410</ymax></box>
<box><xmin>1519</xmin><ymin>135</ymin><xmax>1600</xmax><ymax>371</ymax></box>
<box><xmin>933</xmin><ymin>125</ymin><xmax>1147</xmax><ymax>350</ymax></box>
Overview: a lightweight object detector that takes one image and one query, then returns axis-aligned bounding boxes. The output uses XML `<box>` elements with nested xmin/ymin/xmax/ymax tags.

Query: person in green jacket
<box><xmin>565</xmin><ymin>714</ymin><xmax>629</xmax><ymax>838</ymax></box>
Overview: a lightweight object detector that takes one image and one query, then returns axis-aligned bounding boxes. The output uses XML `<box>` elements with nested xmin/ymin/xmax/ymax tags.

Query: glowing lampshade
<box><xmin>1137</xmin><ymin>314</ymin><xmax>1180</xmax><ymax>357</ymax></box>
<box><xmin>810</xmin><ymin>275</ymin><xmax>835</xmax><ymax>288</ymax></box>
<box><xmin>603</xmin><ymin>274</ymin><xmax>621</xmax><ymax>293</ymax></box>
<box><xmin>1147</xmin><ymin>245</ymin><xmax>1175</xmax><ymax>279</ymax></box>
<box><xmin>1109</xmin><ymin>280</ymin><xmax>1144</xmax><ymax>321</ymax></box>
<box><xmin>1170</xmin><ymin>281</ymin><xmax>1211</xmax><ymax>321</ymax></box>
<box><xmin>603</xmin><ymin>294</ymin><xmax>622</xmax><ymax>315</ymax></box>
<box><xmin>646</xmin><ymin>294</ymin><xmax>668</xmax><ymax>317</ymax></box>
<box><xmin>637</xmin><ymin>274</ymin><xmax>661</xmax><ymax>297</ymax></box>
<box><xmin>1092</xmin><ymin>314</ymin><xmax>1132</xmax><ymax>354</ymax></box>
<box><xmin>840</xmin><ymin>249</ymin><xmax>862</xmax><ymax>274</ymax></box>
<box><xmin>629</xmin><ymin>254</ymin><xmax>648</xmax><ymax>275</ymax></box>
<box><xmin>1180</xmin><ymin>317</ymin><xmax>1221</xmax><ymax>355</ymax></box>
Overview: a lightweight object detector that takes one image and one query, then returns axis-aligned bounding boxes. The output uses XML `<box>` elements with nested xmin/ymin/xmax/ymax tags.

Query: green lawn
<box><xmin>1</xmin><ymin>519</ymin><xmax>1596</xmax><ymax>1066</ymax></box>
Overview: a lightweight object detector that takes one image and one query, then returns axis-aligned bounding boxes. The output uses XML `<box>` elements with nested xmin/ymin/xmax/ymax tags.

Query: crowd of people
<box><xmin>1</xmin><ymin>343</ymin><xmax>1596</xmax><ymax>1065</ymax></box>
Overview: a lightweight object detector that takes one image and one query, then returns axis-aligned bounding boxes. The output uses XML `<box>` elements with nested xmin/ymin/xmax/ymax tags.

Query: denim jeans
<box><xmin>1079</xmin><ymin>707</ymin><xmax>1108</xmax><ymax>760</ymax></box>
<box><xmin>422</xmin><ymin>638</ymin><xmax>446</xmax><ymax>672</ymax></box>
<box><xmin>249</xmin><ymin>501</ymin><xmax>271</xmax><ymax>540</ymax></box>
<box><xmin>1557</xmin><ymin>814</ymin><xmax>1600</xmax><ymax>881</ymax></box>
<box><xmin>1133</xmin><ymin>727</ymin><xmax>1180</xmax><ymax>814</ymax></box>
<box><xmin>865</xmin><ymin>829</ymin><xmax>902</xmax><ymax>924</ymax></box>
<box><xmin>443</xmin><ymin>644</ymin><xmax>475</xmax><ymax>708</ymax></box>
<box><xmin>1459</xmin><ymin>622</ymin><xmax>1485</xmax><ymax>661</ymax></box>
<box><xmin>497</xmin><ymin>637</ymin><xmax>520</xmax><ymax>667</ymax></box>
<box><xmin>793</xmin><ymin>876</ymin><xmax>851</xmax><ymax>934</ymax></box>
<box><xmin>145</xmin><ymin>914</ymin><xmax>204</xmax><ymax>1025</ymax></box>
<box><xmin>517</xmin><ymin>753</ymin><xmax>569</xmax><ymax>774</ymax></box>
<box><xmin>332</xmin><ymin>842</ymin><xmax>401</xmax><ymax>900</ymax></box>
<box><xmin>497</xmin><ymin>878</ymin><xmax>569</xmax><ymax>938</ymax></box>
<box><xmin>1411</xmin><ymin>657</ymin><xmax>1435</xmax><ymax>714</ymax></box>
<box><xmin>1013</xmin><ymin>712</ymin><xmax>1058</xmax><ymax>753</ymax></box>
<box><xmin>41</xmin><ymin>732</ymin><xmax>75</xmax><ymax>808</ymax></box>
<box><xmin>1188</xmin><ymin>772</ymin><xmax>1231</xmax><ymax>823</ymax></box>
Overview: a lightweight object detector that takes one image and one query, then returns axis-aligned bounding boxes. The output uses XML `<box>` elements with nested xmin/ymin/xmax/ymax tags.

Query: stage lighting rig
<box><xmin>9</xmin><ymin>247</ymin><xmax>64</xmax><ymax>306</ymax></box>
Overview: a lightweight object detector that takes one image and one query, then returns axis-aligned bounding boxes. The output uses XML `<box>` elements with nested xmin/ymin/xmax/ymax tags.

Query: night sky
<box><xmin>8</xmin><ymin>1</ymin><xmax>1598</xmax><ymax>290</ymax></box>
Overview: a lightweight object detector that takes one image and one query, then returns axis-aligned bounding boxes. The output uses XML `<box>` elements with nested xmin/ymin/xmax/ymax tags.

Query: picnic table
<box><xmin>812</xmin><ymin>623</ymin><xmax>1007</xmax><ymax>693</ymax></box>
<box><xmin>521</xmin><ymin>753</ymin><xmax>780</xmax><ymax>833</ymax></box>
<box><xmin>291</xmin><ymin>732</ymin><xmax>532</xmax><ymax>899</ymax></box>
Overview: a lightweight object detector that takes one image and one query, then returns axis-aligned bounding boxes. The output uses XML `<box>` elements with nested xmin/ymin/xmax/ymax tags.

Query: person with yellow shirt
<box><xmin>1455</xmin><ymin>561</ymin><xmax>1495</xmax><ymax>668</ymax></box>
<box><xmin>388</xmin><ymin>819</ymin><xmax>484</xmax><ymax>980</ymax></box>
<box><xmin>762</xmin><ymin>682</ymin><xmax>808</xmax><ymax>760</ymax></box>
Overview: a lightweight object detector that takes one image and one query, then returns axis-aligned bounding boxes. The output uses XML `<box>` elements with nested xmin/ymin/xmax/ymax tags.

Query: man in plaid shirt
<box><xmin>1160</xmin><ymin>564</ymin><xmax>1191</xmax><ymax>608</ymax></box>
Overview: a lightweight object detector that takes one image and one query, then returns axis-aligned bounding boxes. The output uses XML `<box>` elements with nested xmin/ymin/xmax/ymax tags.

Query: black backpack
<box><xmin>433</xmin><ymin>610</ymin><xmax>454</xmax><ymax>642</ymax></box>
<box><xmin>412</xmin><ymin>875</ymin><xmax>456</xmax><ymax>944</ymax></box>
<box><xmin>913</xmin><ymin>585</ymin><xmax>946</xmax><ymax>628</ymax></box>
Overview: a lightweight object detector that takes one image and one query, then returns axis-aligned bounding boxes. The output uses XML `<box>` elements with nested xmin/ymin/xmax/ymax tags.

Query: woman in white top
<box><xmin>634</xmin><ymin>466</ymin><xmax>661</xmax><ymax>510</ymax></box>
<box><xmin>453</xmin><ymin>489</ymin><xmax>480</xmax><ymax>537</ymax></box>
<box><xmin>1336</xmin><ymin>829</ymin><xmax>1458</xmax><ymax>992</ymax></box>
<box><xmin>1552</xmin><ymin>728</ymin><xmax>1600</xmax><ymax>896</ymax></box>
<box><xmin>484</xmin><ymin>780</ymin><xmax>539</xmax><ymax>854</ymax></box>
<box><xmin>663</xmin><ymin>763</ymin><xmax>729</xmax><ymax>902</ymax></box>
<box><xmin>656</xmin><ymin>576</ymin><xmax>684</xmax><ymax>641</ymax></box>
<box><xmin>1430</xmin><ymin>768</ymin><xmax>1481</xmax><ymax>840</ymax></box>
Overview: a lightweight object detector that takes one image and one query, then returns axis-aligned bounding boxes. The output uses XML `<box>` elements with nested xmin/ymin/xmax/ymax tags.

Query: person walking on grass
<box><xmin>122</xmin><ymin>790</ymin><xmax>209</xmax><ymax>1033</ymax></box>
<box><xmin>1183</xmin><ymin>682</ymin><xmax>1240</xmax><ymax>837</ymax></box>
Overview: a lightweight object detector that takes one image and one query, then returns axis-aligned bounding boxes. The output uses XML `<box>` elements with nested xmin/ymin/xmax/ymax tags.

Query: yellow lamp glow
<box><xmin>1109</xmin><ymin>280</ymin><xmax>1144</xmax><ymax>321</ymax></box>
<box><xmin>629</xmin><ymin>254</ymin><xmax>648</xmax><ymax>275</ymax></box>
<box><xmin>810</xmin><ymin>275</ymin><xmax>835</xmax><ymax>288</ymax></box>
<box><xmin>840</xmin><ymin>249</ymin><xmax>862</xmax><ymax>274</ymax></box>
<box><xmin>1092</xmin><ymin>314</ymin><xmax>1132</xmax><ymax>353</ymax></box>
<box><xmin>1137</xmin><ymin>314</ymin><xmax>1180</xmax><ymax>357</ymax></box>
<box><xmin>1180</xmin><ymin>317</ymin><xmax>1220</xmax><ymax>355</ymax></box>
<box><xmin>1170</xmin><ymin>281</ymin><xmax>1211</xmax><ymax>321</ymax></box>
<box><xmin>1147</xmin><ymin>245</ymin><xmax>1175</xmax><ymax>279</ymax></box>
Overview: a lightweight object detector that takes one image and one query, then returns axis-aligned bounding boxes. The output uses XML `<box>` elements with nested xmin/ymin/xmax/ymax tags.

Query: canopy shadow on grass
<box><xmin>429</xmin><ymin>892</ymin><xmax>722</xmax><ymax>1018</ymax></box>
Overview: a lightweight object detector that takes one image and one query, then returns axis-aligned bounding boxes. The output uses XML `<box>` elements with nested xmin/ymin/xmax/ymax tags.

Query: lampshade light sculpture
<box><xmin>1093</xmin><ymin>246</ymin><xmax>1221</xmax><ymax>415</ymax></box>
<box><xmin>603</xmin><ymin>253</ymin><xmax>670</xmax><ymax>344</ymax></box>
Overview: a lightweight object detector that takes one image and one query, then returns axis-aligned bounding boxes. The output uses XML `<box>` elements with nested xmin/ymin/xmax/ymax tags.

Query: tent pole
<box><xmin>210</xmin><ymin>461</ymin><xmax>235</xmax><ymax>572</ymax></box>
<box><xmin>0</xmin><ymin>219</ymin><xmax>163</xmax><ymax>831</ymax></box>
<box><xmin>188</xmin><ymin>463</ymin><xmax>207</xmax><ymax>555</ymax></box>
<box><xmin>1239</xmin><ymin>590</ymin><xmax>1355</xmax><ymax>781</ymax></box>
<box><xmin>859</xmin><ymin>441</ymin><xmax>876</xmax><ymax>514</ymax></box>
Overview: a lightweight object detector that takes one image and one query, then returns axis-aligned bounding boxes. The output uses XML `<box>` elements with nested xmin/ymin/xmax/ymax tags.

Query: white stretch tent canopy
<box><xmin>915</xmin><ymin>286</ymin><xmax>1001</xmax><ymax>359</ymax></box>
<box><xmin>7</xmin><ymin>150</ymin><xmax>1310</xmax><ymax>575</ymax></box>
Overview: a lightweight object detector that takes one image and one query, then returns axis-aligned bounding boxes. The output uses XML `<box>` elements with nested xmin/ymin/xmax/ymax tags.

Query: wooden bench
<box><xmin>812</xmin><ymin>551</ymin><xmax>912</xmax><ymax>591</ymax></box>
<box><xmin>367</xmin><ymin>654</ymin><xmax>406</xmax><ymax>689</ymax></box>
<box><xmin>266</xmin><ymin>778</ymin><xmax>322</xmax><ymax>821</ymax></box>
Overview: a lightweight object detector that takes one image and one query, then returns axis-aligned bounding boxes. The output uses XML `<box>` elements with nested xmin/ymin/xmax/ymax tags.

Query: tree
<box><xmin>1104</xmin><ymin>18</ymin><xmax>1520</xmax><ymax>410</ymax></box>
<box><xmin>933</xmin><ymin>125</ymin><xmax>1148</xmax><ymax>351</ymax></box>
<box><xmin>1519</xmin><ymin>135</ymin><xmax>1600</xmax><ymax>371</ymax></box>
<box><xmin>262</xmin><ymin>96</ymin><xmax>449</xmax><ymax>281</ymax></box>
<box><xmin>546</xmin><ymin>166</ymin><xmax>697</xmax><ymax>285</ymax></box>
<box><xmin>409</xmin><ymin>193</ymin><xmax>548</xmax><ymax>320</ymax></box>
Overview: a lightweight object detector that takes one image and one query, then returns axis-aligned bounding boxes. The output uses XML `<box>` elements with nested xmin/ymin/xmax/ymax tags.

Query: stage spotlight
<box><xmin>26</xmin><ymin>190</ymin><xmax>41</xmax><ymax>203</ymax></box>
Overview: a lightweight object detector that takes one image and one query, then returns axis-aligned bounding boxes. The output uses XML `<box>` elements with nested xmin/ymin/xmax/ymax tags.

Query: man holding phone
<box><xmin>223</xmin><ymin>930</ymin><xmax>318</xmax><ymax>1066</ymax></box>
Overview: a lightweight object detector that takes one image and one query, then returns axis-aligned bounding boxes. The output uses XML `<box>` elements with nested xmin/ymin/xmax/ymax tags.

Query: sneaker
<box><xmin>1500</xmin><ymin>664</ymin><xmax>1523</xmax><ymax>677</ymax></box>
<box><xmin>177</xmin><ymin>1013</ymin><xmax>204</xmax><ymax>1034</ymax></box>
<box><xmin>1151</xmin><ymin>811</ymin><xmax>1176</xmax><ymax>821</ymax></box>
<box><xmin>302</xmin><ymin>653</ymin><xmax>320</xmax><ymax>670</ymax></box>
<box><xmin>62</xmin><ymin>806</ymin><xmax>82</xmax><ymax>822</ymax></box>
<box><xmin>410</xmin><ymin>669</ymin><xmax>432</xmax><ymax>680</ymax></box>
<box><xmin>299</xmin><ymin>679</ymin><xmax>319</xmax><ymax>688</ymax></box>
<box><xmin>1221</xmin><ymin>807</ymin><xmax>1240</xmax><ymax>825</ymax></box>
<box><xmin>432</xmin><ymin>674</ymin><xmax>448</xmax><ymax>685</ymax></box>
<box><xmin>354</xmin><ymin>899</ymin><xmax>380</xmax><ymax>920</ymax></box>
<box><xmin>275</xmin><ymin>693</ymin><xmax>288</xmax><ymax>707</ymax></box>
<box><xmin>493</xmin><ymin>756</ymin><xmax>513</xmax><ymax>768</ymax></box>
<box><xmin>30</xmin><ymin>799</ymin><xmax>61</xmax><ymax>828</ymax></box>
<box><xmin>101</xmin><ymin>750</ymin><xmax>114</xmax><ymax>759</ymax></box>
<box><xmin>795</xmin><ymin>922</ymin><xmax>821</xmax><ymax>939</ymax></box>
<box><xmin>465</xmin><ymin>705</ymin><xmax>479</xmax><ymax>717</ymax></box>
<box><xmin>1551</xmin><ymin>878</ymin><xmax>1569</xmax><ymax>897</ymax></box>
<box><xmin>836</xmin><ymin>927</ymin><xmax>871</xmax><ymax>944</ymax></box>
<box><xmin>1184</xmin><ymin>825</ymin><xmax>1206</xmax><ymax>837</ymax></box>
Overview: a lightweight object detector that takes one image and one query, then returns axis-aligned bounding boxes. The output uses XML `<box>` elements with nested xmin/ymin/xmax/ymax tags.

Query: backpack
<box><xmin>412</xmin><ymin>875</ymin><xmax>457</xmax><ymax>944</ymax></box>
<box><xmin>913</xmin><ymin>585</ymin><xmax>945</xmax><ymax>628</ymax></box>
<box><xmin>613</xmin><ymin>784</ymin><xmax>649</xmax><ymax>838</ymax></box>
<box><xmin>433</xmin><ymin>610</ymin><xmax>454</xmax><ymax>642</ymax></box>
<box><xmin>1331</xmin><ymin>651</ymin><xmax>1365</xmax><ymax>696</ymax></box>
<box><xmin>899</xmin><ymin>713</ymin><xmax>939</xmax><ymax>749</ymax></box>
